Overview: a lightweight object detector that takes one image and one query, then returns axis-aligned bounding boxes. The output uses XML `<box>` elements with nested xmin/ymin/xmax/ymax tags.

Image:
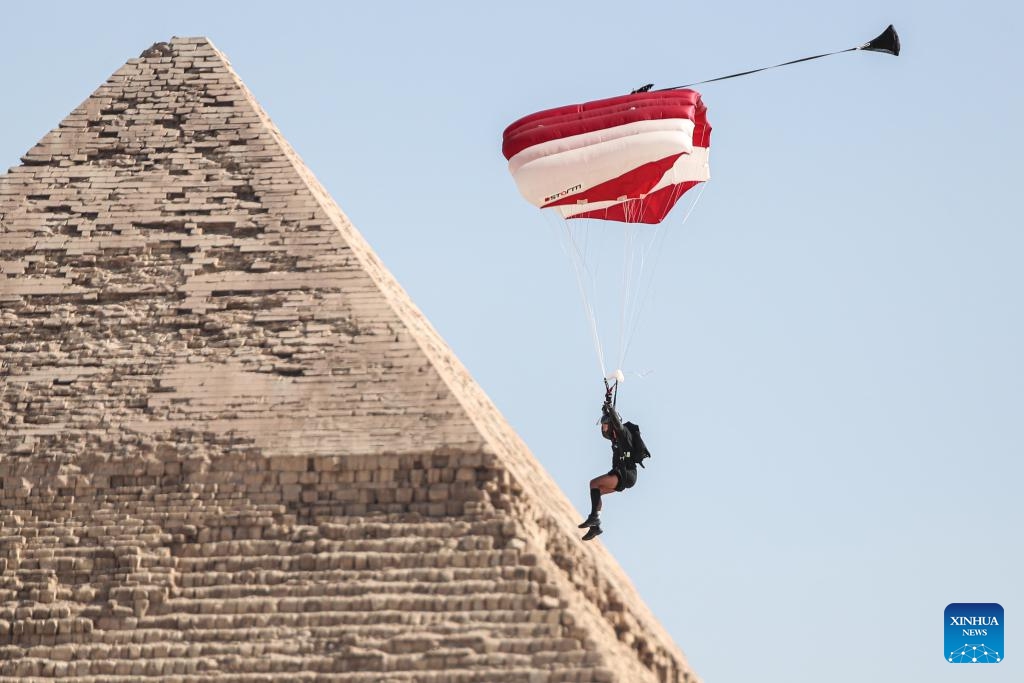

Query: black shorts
<box><xmin>609</xmin><ymin>467</ymin><xmax>637</xmax><ymax>492</ymax></box>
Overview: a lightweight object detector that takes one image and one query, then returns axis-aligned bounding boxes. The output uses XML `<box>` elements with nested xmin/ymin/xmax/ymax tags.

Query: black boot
<box><xmin>582</xmin><ymin>525</ymin><xmax>603</xmax><ymax>541</ymax></box>
<box><xmin>578</xmin><ymin>488</ymin><xmax>602</xmax><ymax>528</ymax></box>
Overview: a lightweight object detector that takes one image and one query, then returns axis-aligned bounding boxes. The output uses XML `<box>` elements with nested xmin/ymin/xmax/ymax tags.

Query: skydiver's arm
<box><xmin>602</xmin><ymin>404</ymin><xmax>634</xmax><ymax>450</ymax></box>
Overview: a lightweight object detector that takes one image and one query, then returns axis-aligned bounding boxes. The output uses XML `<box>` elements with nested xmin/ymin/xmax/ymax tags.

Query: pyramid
<box><xmin>0</xmin><ymin>38</ymin><xmax>698</xmax><ymax>682</ymax></box>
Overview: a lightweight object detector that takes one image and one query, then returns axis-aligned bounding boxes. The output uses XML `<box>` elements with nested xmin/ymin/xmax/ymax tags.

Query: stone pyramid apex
<box><xmin>0</xmin><ymin>37</ymin><xmax>698</xmax><ymax>682</ymax></box>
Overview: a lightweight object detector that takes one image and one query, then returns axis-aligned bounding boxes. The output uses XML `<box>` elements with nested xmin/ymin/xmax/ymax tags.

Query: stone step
<box><xmin>170</xmin><ymin>533</ymin><xmax>499</xmax><ymax>560</ymax></box>
<box><xmin>0</xmin><ymin>647</ymin><xmax>594</xmax><ymax>677</ymax></box>
<box><xmin>6</xmin><ymin>516</ymin><xmax>509</xmax><ymax>549</ymax></box>
<box><xmin>60</xmin><ymin>620</ymin><xmax>564</xmax><ymax>653</ymax></box>
<box><xmin>172</xmin><ymin>548</ymin><xmax>521</xmax><ymax>575</ymax></box>
<box><xmin>50</xmin><ymin>606</ymin><xmax>567</xmax><ymax>642</ymax></box>
<box><xmin>0</xmin><ymin>659</ymin><xmax>604</xmax><ymax>682</ymax></box>
<box><xmin>1</xmin><ymin>628</ymin><xmax>581</xmax><ymax>663</ymax></box>
<box><xmin>174</xmin><ymin>563</ymin><xmax>539</xmax><ymax>587</ymax></box>
<box><xmin>129</xmin><ymin>606</ymin><xmax>564</xmax><ymax>634</ymax></box>
<box><xmin>150</xmin><ymin>590</ymin><xmax>549</xmax><ymax>618</ymax></box>
<box><xmin>173</xmin><ymin>576</ymin><xmax>533</xmax><ymax>601</ymax></box>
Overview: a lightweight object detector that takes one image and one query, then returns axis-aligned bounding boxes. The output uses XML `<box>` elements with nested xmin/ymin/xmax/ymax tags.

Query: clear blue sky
<box><xmin>3</xmin><ymin>2</ymin><xmax>1022</xmax><ymax>681</ymax></box>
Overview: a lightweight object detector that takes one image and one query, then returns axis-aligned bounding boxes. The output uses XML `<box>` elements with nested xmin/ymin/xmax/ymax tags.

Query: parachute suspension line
<box><xmin>619</xmin><ymin>180</ymin><xmax>709</xmax><ymax>365</ymax></box>
<box><xmin>617</xmin><ymin>220</ymin><xmax>637</xmax><ymax>375</ymax></box>
<box><xmin>679</xmin><ymin>178</ymin><xmax>709</xmax><ymax>224</ymax></box>
<box><xmin>560</xmin><ymin>218</ymin><xmax>607</xmax><ymax>378</ymax></box>
<box><xmin>618</xmin><ymin>197</ymin><xmax>663</xmax><ymax>371</ymax></box>
<box><xmin>621</xmin><ymin>225</ymin><xmax>653</xmax><ymax>371</ymax></box>
<box><xmin>619</xmin><ymin>198</ymin><xmax>654</xmax><ymax>372</ymax></box>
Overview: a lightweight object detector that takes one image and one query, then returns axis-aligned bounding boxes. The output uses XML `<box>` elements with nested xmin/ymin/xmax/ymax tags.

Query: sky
<box><xmin>3</xmin><ymin>2</ymin><xmax>1023</xmax><ymax>682</ymax></box>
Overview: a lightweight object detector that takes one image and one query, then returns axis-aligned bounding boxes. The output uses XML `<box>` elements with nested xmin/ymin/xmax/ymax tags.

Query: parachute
<box><xmin>502</xmin><ymin>90</ymin><xmax>711</xmax><ymax>224</ymax></box>
<box><xmin>501</xmin><ymin>90</ymin><xmax>712</xmax><ymax>380</ymax></box>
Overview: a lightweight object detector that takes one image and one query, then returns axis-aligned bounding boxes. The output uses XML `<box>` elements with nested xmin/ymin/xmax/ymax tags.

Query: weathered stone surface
<box><xmin>0</xmin><ymin>37</ymin><xmax>698</xmax><ymax>681</ymax></box>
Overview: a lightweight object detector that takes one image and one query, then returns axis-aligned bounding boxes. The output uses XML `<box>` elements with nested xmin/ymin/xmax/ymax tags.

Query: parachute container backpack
<box><xmin>502</xmin><ymin>91</ymin><xmax>712</xmax><ymax>380</ymax></box>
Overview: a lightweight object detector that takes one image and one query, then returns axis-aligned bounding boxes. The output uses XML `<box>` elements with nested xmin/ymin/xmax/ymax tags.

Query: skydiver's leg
<box><xmin>589</xmin><ymin>473</ymin><xmax>620</xmax><ymax>508</ymax></box>
<box><xmin>579</xmin><ymin>472</ymin><xmax>620</xmax><ymax>531</ymax></box>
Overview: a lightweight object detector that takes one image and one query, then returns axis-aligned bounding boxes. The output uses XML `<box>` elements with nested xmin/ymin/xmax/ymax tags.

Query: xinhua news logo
<box><xmin>945</xmin><ymin>603</ymin><xmax>1003</xmax><ymax>663</ymax></box>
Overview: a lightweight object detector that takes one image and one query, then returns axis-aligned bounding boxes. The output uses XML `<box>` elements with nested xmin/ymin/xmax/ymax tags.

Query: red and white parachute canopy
<box><xmin>502</xmin><ymin>89</ymin><xmax>711</xmax><ymax>224</ymax></box>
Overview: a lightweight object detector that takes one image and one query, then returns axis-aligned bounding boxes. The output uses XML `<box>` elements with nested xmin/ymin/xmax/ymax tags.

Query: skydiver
<box><xmin>577</xmin><ymin>386</ymin><xmax>650</xmax><ymax>541</ymax></box>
